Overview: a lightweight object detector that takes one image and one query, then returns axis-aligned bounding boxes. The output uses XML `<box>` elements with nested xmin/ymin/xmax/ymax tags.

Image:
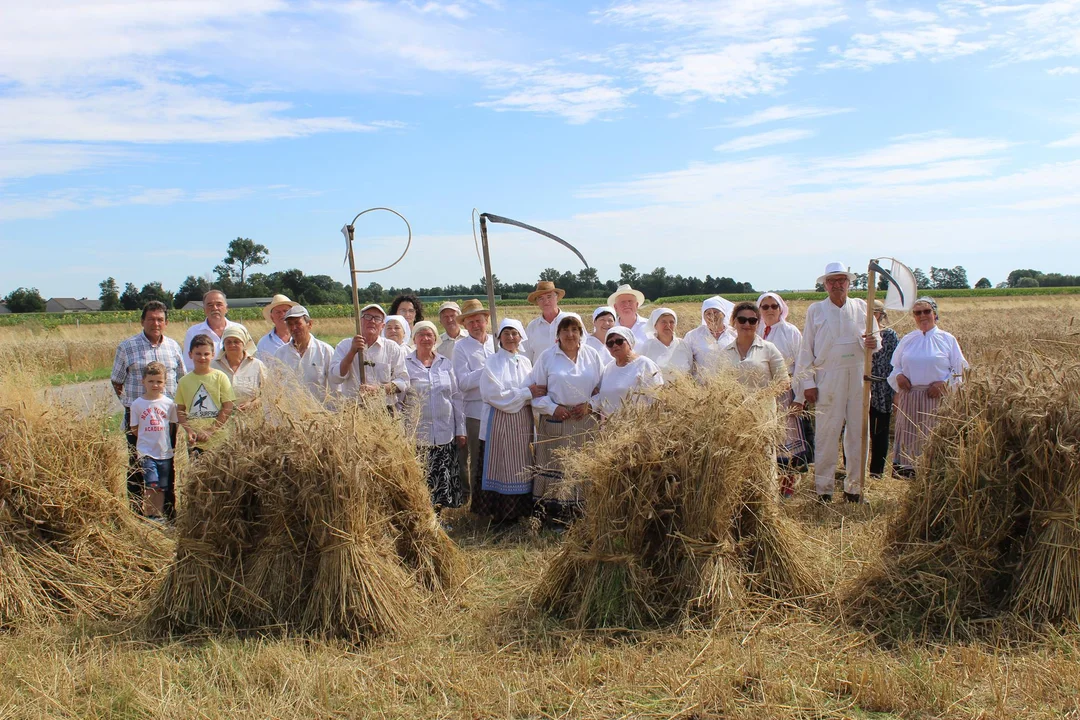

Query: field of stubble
<box><xmin>1</xmin><ymin>295</ymin><xmax>1079</xmax><ymax>719</ymax></box>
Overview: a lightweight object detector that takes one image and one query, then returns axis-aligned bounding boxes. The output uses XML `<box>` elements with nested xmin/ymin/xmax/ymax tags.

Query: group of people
<box><xmin>110</xmin><ymin>261</ymin><xmax>968</xmax><ymax>523</ymax></box>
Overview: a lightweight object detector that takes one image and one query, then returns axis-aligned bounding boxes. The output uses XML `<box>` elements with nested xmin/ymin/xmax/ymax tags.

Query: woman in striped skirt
<box><xmin>887</xmin><ymin>297</ymin><xmax>969</xmax><ymax>478</ymax></box>
<box><xmin>757</xmin><ymin>292</ymin><xmax>810</xmax><ymax>498</ymax></box>
<box><xmin>476</xmin><ymin>319</ymin><xmax>536</xmax><ymax>523</ymax></box>
<box><xmin>528</xmin><ymin>312</ymin><xmax>605</xmax><ymax>524</ymax></box>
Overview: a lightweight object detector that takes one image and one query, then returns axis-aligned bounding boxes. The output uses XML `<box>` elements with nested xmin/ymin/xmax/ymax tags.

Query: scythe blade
<box><xmin>480</xmin><ymin>213</ymin><xmax>590</xmax><ymax>268</ymax></box>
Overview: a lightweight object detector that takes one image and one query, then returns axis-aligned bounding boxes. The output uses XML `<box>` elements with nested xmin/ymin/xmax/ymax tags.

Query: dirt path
<box><xmin>40</xmin><ymin>379</ymin><xmax>123</xmax><ymax>418</ymax></box>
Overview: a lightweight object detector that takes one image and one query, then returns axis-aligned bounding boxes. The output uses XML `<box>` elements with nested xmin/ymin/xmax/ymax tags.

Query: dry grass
<box><xmin>1</xmin><ymin>296</ymin><xmax>1080</xmax><ymax>717</ymax></box>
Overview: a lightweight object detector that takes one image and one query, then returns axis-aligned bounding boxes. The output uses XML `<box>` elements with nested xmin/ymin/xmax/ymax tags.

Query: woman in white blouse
<box><xmin>887</xmin><ymin>297</ymin><xmax>968</xmax><ymax>478</ymax></box>
<box><xmin>404</xmin><ymin>321</ymin><xmax>466</xmax><ymax>512</ymax></box>
<box><xmin>476</xmin><ymin>319</ymin><xmax>536</xmax><ymax>523</ymax></box>
<box><xmin>684</xmin><ymin>296</ymin><xmax>737</xmax><ymax>381</ymax></box>
<box><xmin>211</xmin><ymin>324</ymin><xmax>267</xmax><ymax>412</ymax></box>
<box><xmin>719</xmin><ymin>301</ymin><xmax>788</xmax><ymax>390</ymax></box>
<box><xmin>592</xmin><ymin>326</ymin><xmax>663</xmax><ymax>418</ymax></box>
<box><xmin>527</xmin><ymin>312</ymin><xmax>604</xmax><ymax>522</ymax></box>
<box><xmin>383</xmin><ymin>315</ymin><xmax>412</xmax><ymax>348</ymax></box>
<box><xmin>639</xmin><ymin>307</ymin><xmax>692</xmax><ymax>381</ymax></box>
<box><xmin>585</xmin><ymin>306</ymin><xmax>616</xmax><ymax>367</ymax></box>
<box><xmin>757</xmin><ymin>292</ymin><xmax>810</xmax><ymax>497</ymax></box>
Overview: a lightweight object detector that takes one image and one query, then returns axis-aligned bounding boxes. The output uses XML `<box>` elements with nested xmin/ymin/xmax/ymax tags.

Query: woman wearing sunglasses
<box><xmin>887</xmin><ymin>297</ymin><xmax>968</xmax><ymax>478</ymax></box>
<box><xmin>720</xmin><ymin>302</ymin><xmax>788</xmax><ymax>389</ymax></box>
<box><xmin>757</xmin><ymin>292</ymin><xmax>810</xmax><ymax>498</ymax></box>
<box><xmin>592</xmin><ymin>326</ymin><xmax>664</xmax><ymax>418</ymax></box>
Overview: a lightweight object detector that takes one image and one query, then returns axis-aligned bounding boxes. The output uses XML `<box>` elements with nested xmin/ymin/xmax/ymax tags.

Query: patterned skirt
<box><xmin>532</xmin><ymin>412</ymin><xmax>599</xmax><ymax>516</ymax></box>
<box><xmin>777</xmin><ymin>388</ymin><xmax>810</xmax><ymax>471</ymax></box>
<box><xmin>420</xmin><ymin>442</ymin><xmax>462</xmax><ymax>509</ymax></box>
<box><xmin>473</xmin><ymin>408</ymin><xmax>536</xmax><ymax>522</ymax></box>
<box><xmin>892</xmin><ymin>386</ymin><xmax>942</xmax><ymax>471</ymax></box>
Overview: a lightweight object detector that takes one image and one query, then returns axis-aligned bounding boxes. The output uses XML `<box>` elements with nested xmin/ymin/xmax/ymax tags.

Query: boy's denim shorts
<box><xmin>140</xmin><ymin>457</ymin><xmax>172</xmax><ymax>490</ymax></box>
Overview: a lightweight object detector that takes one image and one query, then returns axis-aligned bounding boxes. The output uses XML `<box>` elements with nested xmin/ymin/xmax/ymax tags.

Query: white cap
<box><xmin>360</xmin><ymin>303</ymin><xmax>386</xmax><ymax>318</ymax></box>
<box><xmin>283</xmin><ymin>304</ymin><xmax>309</xmax><ymax>320</ymax></box>
<box><xmin>438</xmin><ymin>301</ymin><xmax>461</xmax><ymax>315</ymax></box>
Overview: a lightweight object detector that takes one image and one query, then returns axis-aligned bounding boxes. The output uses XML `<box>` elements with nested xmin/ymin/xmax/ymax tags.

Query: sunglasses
<box><xmin>913</xmin><ymin>308</ymin><xmax>934</xmax><ymax>316</ymax></box>
<box><xmin>759</xmin><ymin>303</ymin><xmax>780</xmax><ymax>311</ymax></box>
<box><xmin>735</xmin><ymin>316</ymin><xmax>759</xmax><ymax>325</ymax></box>
<box><xmin>605</xmin><ymin>337</ymin><xmax>627</xmax><ymax>347</ymax></box>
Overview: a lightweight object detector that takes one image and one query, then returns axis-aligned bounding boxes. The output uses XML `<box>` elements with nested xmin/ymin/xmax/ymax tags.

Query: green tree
<box><xmin>217</xmin><ymin>237</ymin><xmax>269</xmax><ymax>286</ymax></box>
<box><xmin>1007</xmin><ymin>269</ymin><xmax>1042</xmax><ymax>287</ymax></box>
<box><xmin>98</xmin><ymin>277</ymin><xmax>121</xmax><ymax>311</ymax></box>
<box><xmin>975</xmin><ymin>277</ymin><xmax>992</xmax><ymax>289</ymax></box>
<box><xmin>576</xmin><ymin>267</ymin><xmax>600</xmax><ymax>295</ymax></box>
<box><xmin>618</xmin><ymin>263</ymin><xmax>640</xmax><ymax>287</ymax></box>
<box><xmin>1016</xmin><ymin>276</ymin><xmax>1040</xmax><ymax>288</ymax></box>
<box><xmin>139</xmin><ymin>282</ymin><xmax>174</xmax><ymax>308</ymax></box>
<box><xmin>912</xmin><ymin>268</ymin><xmax>932</xmax><ymax>289</ymax></box>
<box><xmin>174</xmin><ymin>275</ymin><xmax>210</xmax><ymax>308</ymax></box>
<box><xmin>120</xmin><ymin>283</ymin><xmax>142</xmax><ymax>310</ymax></box>
<box><xmin>3</xmin><ymin>287</ymin><xmax>45</xmax><ymax>313</ymax></box>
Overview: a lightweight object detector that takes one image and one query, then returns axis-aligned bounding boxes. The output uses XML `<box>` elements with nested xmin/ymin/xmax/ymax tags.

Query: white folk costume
<box><xmin>887</xmin><ymin>318</ymin><xmax>968</xmax><ymax>473</ymax></box>
<box><xmin>524</xmin><ymin>313</ymin><xmax>560</xmax><ymax>365</ymax></box>
<box><xmin>584</xmin><ymin>306</ymin><xmax>616</xmax><ymax>367</ymax></box>
<box><xmin>793</xmin><ymin>290</ymin><xmax>880</xmax><ymax>497</ymax></box>
<box><xmin>452</xmin><ymin>328</ymin><xmax>496</xmax><ymax>506</ymax></box>
<box><xmin>638</xmin><ymin>308</ymin><xmax>692</xmax><ymax>381</ymax></box>
<box><xmin>757</xmin><ymin>292</ymin><xmax>809</xmax><ymax>466</ymax></box>
<box><xmin>607</xmin><ymin>285</ymin><xmax>649</xmax><ymax>345</ymax></box>
<box><xmin>528</xmin><ymin>317</ymin><xmax>604</xmax><ymax>518</ymax></box>
<box><xmin>684</xmin><ymin>296</ymin><xmax>736</xmax><ymax>381</ymax></box>
<box><xmin>592</xmin><ymin>328</ymin><xmax>663</xmax><ymax>417</ymax></box>
<box><xmin>329</xmin><ymin>335</ymin><xmax>409</xmax><ymax>408</ymax></box>
<box><xmin>476</xmin><ymin>320</ymin><xmax>536</xmax><ymax>521</ymax></box>
<box><xmin>404</xmin><ymin>350</ymin><xmax>465</xmax><ymax>509</ymax></box>
<box><xmin>382</xmin><ymin>315</ymin><xmax>413</xmax><ymax>349</ymax></box>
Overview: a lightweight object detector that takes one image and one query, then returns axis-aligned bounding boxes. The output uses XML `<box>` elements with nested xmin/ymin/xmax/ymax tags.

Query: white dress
<box><xmin>584</xmin><ymin>334</ymin><xmax>614</xmax><ymax>367</ymax></box>
<box><xmin>528</xmin><ymin>343</ymin><xmax>606</xmax><ymax>415</ymax></box>
<box><xmin>592</xmin><ymin>355</ymin><xmax>663</xmax><ymax>417</ymax></box>
<box><xmin>684</xmin><ymin>324</ymin><xmax>736</xmax><ymax>380</ymax></box>
<box><xmin>887</xmin><ymin>327</ymin><xmax>968</xmax><ymax>391</ymax></box>
<box><xmin>479</xmin><ymin>349</ymin><xmax>533</xmax><ymax>441</ymax></box>
<box><xmin>639</xmin><ymin>336</ymin><xmax>693</xmax><ymax>381</ymax></box>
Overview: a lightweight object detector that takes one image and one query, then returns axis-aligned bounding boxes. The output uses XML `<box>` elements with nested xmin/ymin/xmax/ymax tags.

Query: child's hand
<box><xmin>195</xmin><ymin>430</ymin><xmax>211</xmax><ymax>443</ymax></box>
<box><xmin>186</xmin><ymin>430</ymin><xmax>198</xmax><ymax>445</ymax></box>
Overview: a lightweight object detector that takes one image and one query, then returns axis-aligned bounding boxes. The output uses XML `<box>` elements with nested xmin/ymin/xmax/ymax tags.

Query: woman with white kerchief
<box><xmin>888</xmin><ymin>297</ymin><xmax>968</xmax><ymax>478</ymax></box>
<box><xmin>683</xmin><ymin>296</ymin><xmax>737</xmax><ymax>381</ymax></box>
<box><xmin>383</xmin><ymin>314</ymin><xmax>413</xmax><ymax>348</ymax></box>
<box><xmin>528</xmin><ymin>312</ymin><xmax>604</xmax><ymax>522</ymax></box>
<box><xmin>757</xmin><ymin>291</ymin><xmax>810</xmax><ymax>497</ymax></box>
<box><xmin>585</xmin><ymin>306</ymin><xmax>616</xmax><ymax>367</ymax></box>
<box><xmin>638</xmin><ymin>307</ymin><xmax>692</xmax><ymax>381</ymax></box>
<box><xmin>475</xmin><ymin>318</ymin><xmax>536</xmax><ymax>523</ymax></box>
<box><xmin>592</xmin><ymin>326</ymin><xmax>663</xmax><ymax>418</ymax></box>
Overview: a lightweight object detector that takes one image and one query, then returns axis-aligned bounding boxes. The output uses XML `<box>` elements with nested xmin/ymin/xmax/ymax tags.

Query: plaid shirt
<box><xmin>111</xmin><ymin>332</ymin><xmax>186</xmax><ymax>408</ymax></box>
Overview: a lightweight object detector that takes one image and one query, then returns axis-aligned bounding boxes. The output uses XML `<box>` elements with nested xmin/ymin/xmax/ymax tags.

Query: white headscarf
<box><xmin>756</xmin><ymin>292</ymin><xmax>790</xmax><ymax>324</ymax></box>
<box><xmin>592</xmin><ymin>305</ymin><xmax>615</xmax><ymax>322</ymax></box>
<box><xmin>383</xmin><ymin>315</ymin><xmax>412</xmax><ymax>346</ymax></box>
<box><xmin>646</xmin><ymin>307</ymin><xmax>677</xmax><ymax>337</ymax></box>
<box><xmin>700</xmin><ymin>296</ymin><xmax>734</xmax><ymax>325</ymax></box>
<box><xmin>496</xmin><ymin>318</ymin><xmax>528</xmax><ymax>349</ymax></box>
<box><xmin>553</xmin><ymin>311</ymin><xmax>585</xmax><ymax>335</ymax></box>
<box><xmin>605</xmin><ymin>325</ymin><xmax>636</xmax><ymax>349</ymax></box>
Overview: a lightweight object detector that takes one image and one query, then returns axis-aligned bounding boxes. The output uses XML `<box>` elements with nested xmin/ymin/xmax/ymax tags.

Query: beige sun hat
<box><xmin>458</xmin><ymin>298</ymin><xmax>491</xmax><ymax>320</ymax></box>
<box><xmin>527</xmin><ymin>280</ymin><xmax>566</xmax><ymax>304</ymax></box>
<box><xmin>262</xmin><ymin>294</ymin><xmax>297</xmax><ymax>323</ymax></box>
<box><xmin>607</xmin><ymin>284</ymin><xmax>645</xmax><ymax>307</ymax></box>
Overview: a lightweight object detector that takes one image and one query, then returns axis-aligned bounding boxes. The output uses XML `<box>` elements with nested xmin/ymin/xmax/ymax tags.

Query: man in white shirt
<box><xmin>272</xmin><ymin>305</ymin><xmax>336</xmax><ymax>403</ymax></box>
<box><xmin>793</xmin><ymin>262</ymin><xmax>880</xmax><ymax>504</ymax></box>
<box><xmin>523</xmin><ymin>281</ymin><xmax>564</xmax><ymax>364</ymax></box>
<box><xmin>451</xmin><ymin>299</ymin><xmax>495</xmax><ymax>506</ymax></box>
<box><xmin>330</xmin><ymin>303</ymin><xmax>409</xmax><ymax>408</ymax></box>
<box><xmin>256</xmin><ymin>294</ymin><xmax>296</xmax><ymax>361</ymax></box>
<box><xmin>608</xmin><ymin>284</ymin><xmax>650</xmax><ymax>345</ymax></box>
<box><xmin>436</xmin><ymin>301</ymin><xmax>465</xmax><ymax>360</ymax></box>
<box><xmin>182</xmin><ymin>289</ymin><xmax>242</xmax><ymax>371</ymax></box>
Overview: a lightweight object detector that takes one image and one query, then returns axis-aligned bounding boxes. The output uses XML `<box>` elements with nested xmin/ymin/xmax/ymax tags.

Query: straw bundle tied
<box><xmin>531</xmin><ymin>373</ymin><xmax>822</xmax><ymax>630</ymax></box>
<box><xmin>149</xmin><ymin>382</ymin><xmax>464</xmax><ymax>643</ymax></box>
<box><xmin>0</xmin><ymin>405</ymin><xmax>171</xmax><ymax>627</ymax></box>
<box><xmin>848</xmin><ymin>353</ymin><xmax>1080</xmax><ymax>639</ymax></box>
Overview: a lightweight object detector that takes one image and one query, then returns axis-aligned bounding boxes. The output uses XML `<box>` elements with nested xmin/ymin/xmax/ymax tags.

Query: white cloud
<box><xmin>725</xmin><ymin>104</ymin><xmax>853</xmax><ymax>127</ymax></box>
<box><xmin>477</xmin><ymin>70</ymin><xmax>633</xmax><ymax>123</ymax></box>
<box><xmin>602</xmin><ymin>0</ymin><xmax>845</xmax><ymax>38</ymax></box>
<box><xmin>820</xmin><ymin>133</ymin><xmax>1012</xmax><ymax>169</ymax></box>
<box><xmin>1048</xmin><ymin>66</ymin><xmax>1080</xmax><ymax>75</ymax></box>
<box><xmin>0</xmin><ymin>185</ymin><xmax>259</xmax><ymax>221</ymax></box>
<box><xmin>0</xmin><ymin>144</ymin><xmax>137</xmax><ymax>182</ymax></box>
<box><xmin>826</xmin><ymin>26</ymin><xmax>990</xmax><ymax>69</ymax></box>
<box><xmin>868</xmin><ymin>5</ymin><xmax>939</xmax><ymax>24</ymax></box>
<box><xmin>1048</xmin><ymin>133</ymin><xmax>1080</xmax><ymax>148</ymax></box>
<box><xmin>715</xmin><ymin>128</ymin><xmax>814</xmax><ymax>152</ymax></box>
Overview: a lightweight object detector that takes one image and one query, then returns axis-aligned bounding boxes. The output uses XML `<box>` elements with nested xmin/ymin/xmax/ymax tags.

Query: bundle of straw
<box><xmin>148</xmin><ymin>388</ymin><xmax>463</xmax><ymax>643</ymax></box>
<box><xmin>0</xmin><ymin>406</ymin><xmax>171</xmax><ymax>627</ymax></box>
<box><xmin>848</xmin><ymin>353</ymin><xmax>1080</xmax><ymax>638</ymax></box>
<box><xmin>531</xmin><ymin>373</ymin><xmax>822</xmax><ymax>630</ymax></box>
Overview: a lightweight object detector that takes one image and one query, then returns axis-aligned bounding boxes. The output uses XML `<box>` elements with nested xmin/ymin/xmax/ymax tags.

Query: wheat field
<box><xmin>1</xmin><ymin>295</ymin><xmax>1079</xmax><ymax>719</ymax></box>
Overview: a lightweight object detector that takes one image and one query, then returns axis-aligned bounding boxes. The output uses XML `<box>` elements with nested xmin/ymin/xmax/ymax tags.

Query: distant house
<box><xmin>46</xmin><ymin>297</ymin><xmax>101</xmax><ymax>313</ymax></box>
<box><xmin>182</xmin><ymin>297</ymin><xmax>274</xmax><ymax>311</ymax></box>
<box><xmin>0</xmin><ymin>302</ymin><xmax>10</xmax><ymax>315</ymax></box>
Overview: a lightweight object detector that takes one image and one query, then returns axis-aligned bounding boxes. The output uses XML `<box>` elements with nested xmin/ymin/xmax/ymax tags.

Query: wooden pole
<box><xmin>859</xmin><ymin>261</ymin><xmax>878</xmax><ymax>492</ymax></box>
<box><xmin>479</xmin><ymin>215</ymin><xmax>498</xmax><ymax>331</ymax></box>
<box><xmin>345</xmin><ymin>224</ymin><xmax>366</xmax><ymax>385</ymax></box>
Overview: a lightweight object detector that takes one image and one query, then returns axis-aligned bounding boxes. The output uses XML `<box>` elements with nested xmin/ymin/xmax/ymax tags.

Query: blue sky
<box><xmin>2</xmin><ymin>0</ymin><xmax>1079</xmax><ymax>299</ymax></box>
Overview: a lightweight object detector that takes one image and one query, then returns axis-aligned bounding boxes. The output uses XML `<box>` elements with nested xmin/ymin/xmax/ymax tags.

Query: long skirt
<box><xmin>420</xmin><ymin>442</ymin><xmax>462</xmax><ymax>510</ymax></box>
<box><xmin>532</xmin><ymin>412</ymin><xmax>599</xmax><ymax>518</ymax></box>
<box><xmin>777</xmin><ymin>389</ymin><xmax>810</xmax><ymax>472</ymax></box>
<box><xmin>473</xmin><ymin>407</ymin><xmax>537</xmax><ymax>521</ymax></box>
<box><xmin>892</xmin><ymin>385</ymin><xmax>942</xmax><ymax>472</ymax></box>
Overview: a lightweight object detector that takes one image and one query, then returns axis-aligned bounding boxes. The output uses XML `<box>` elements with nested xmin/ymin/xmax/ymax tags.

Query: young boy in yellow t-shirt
<box><xmin>176</xmin><ymin>333</ymin><xmax>235</xmax><ymax>457</ymax></box>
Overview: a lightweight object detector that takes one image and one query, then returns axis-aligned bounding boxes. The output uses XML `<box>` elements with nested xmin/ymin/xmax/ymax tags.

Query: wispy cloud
<box><xmin>1048</xmin><ymin>132</ymin><xmax>1080</xmax><ymax>148</ymax></box>
<box><xmin>0</xmin><ymin>184</ymin><xmax>261</xmax><ymax>221</ymax></box>
<box><xmin>725</xmin><ymin>104</ymin><xmax>853</xmax><ymax>127</ymax></box>
<box><xmin>1048</xmin><ymin>66</ymin><xmax>1080</xmax><ymax>75</ymax></box>
<box><xmin>822</xmin><ymin>133</ymin><xmax>1012</xmax><ymax>169</ymax></box>
<box><xmin>715</xmin><ymin>128</ymin><xmax>814</xmax><ymax>152</ymax></box>
<box><xmin>477</xmin><ymin>70</ymin><xmax>632</xmax><ymax>123</ymax></box>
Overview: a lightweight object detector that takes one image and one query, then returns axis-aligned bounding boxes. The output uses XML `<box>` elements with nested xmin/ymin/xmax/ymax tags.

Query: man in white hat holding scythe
<box><xmin>608</xmin><ymin>284</ymin><xmax>650</xmax><ymax>346</ymax></box>
<box><xmin>523</xmin><ymin>280</ymin><xmax>565</xmax><ymax>364</ymax></box>
<box><xmin>793</xmin><ymin>262</ymin><xmax>880</xmax><ymax>503</ymax></box>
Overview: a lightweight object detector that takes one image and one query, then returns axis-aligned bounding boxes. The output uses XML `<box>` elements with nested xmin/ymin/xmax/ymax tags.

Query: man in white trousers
<box><xmin>793</xmin><ymin>262</ymin><xmax>880</xmax><ymax>503</ymax></box>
